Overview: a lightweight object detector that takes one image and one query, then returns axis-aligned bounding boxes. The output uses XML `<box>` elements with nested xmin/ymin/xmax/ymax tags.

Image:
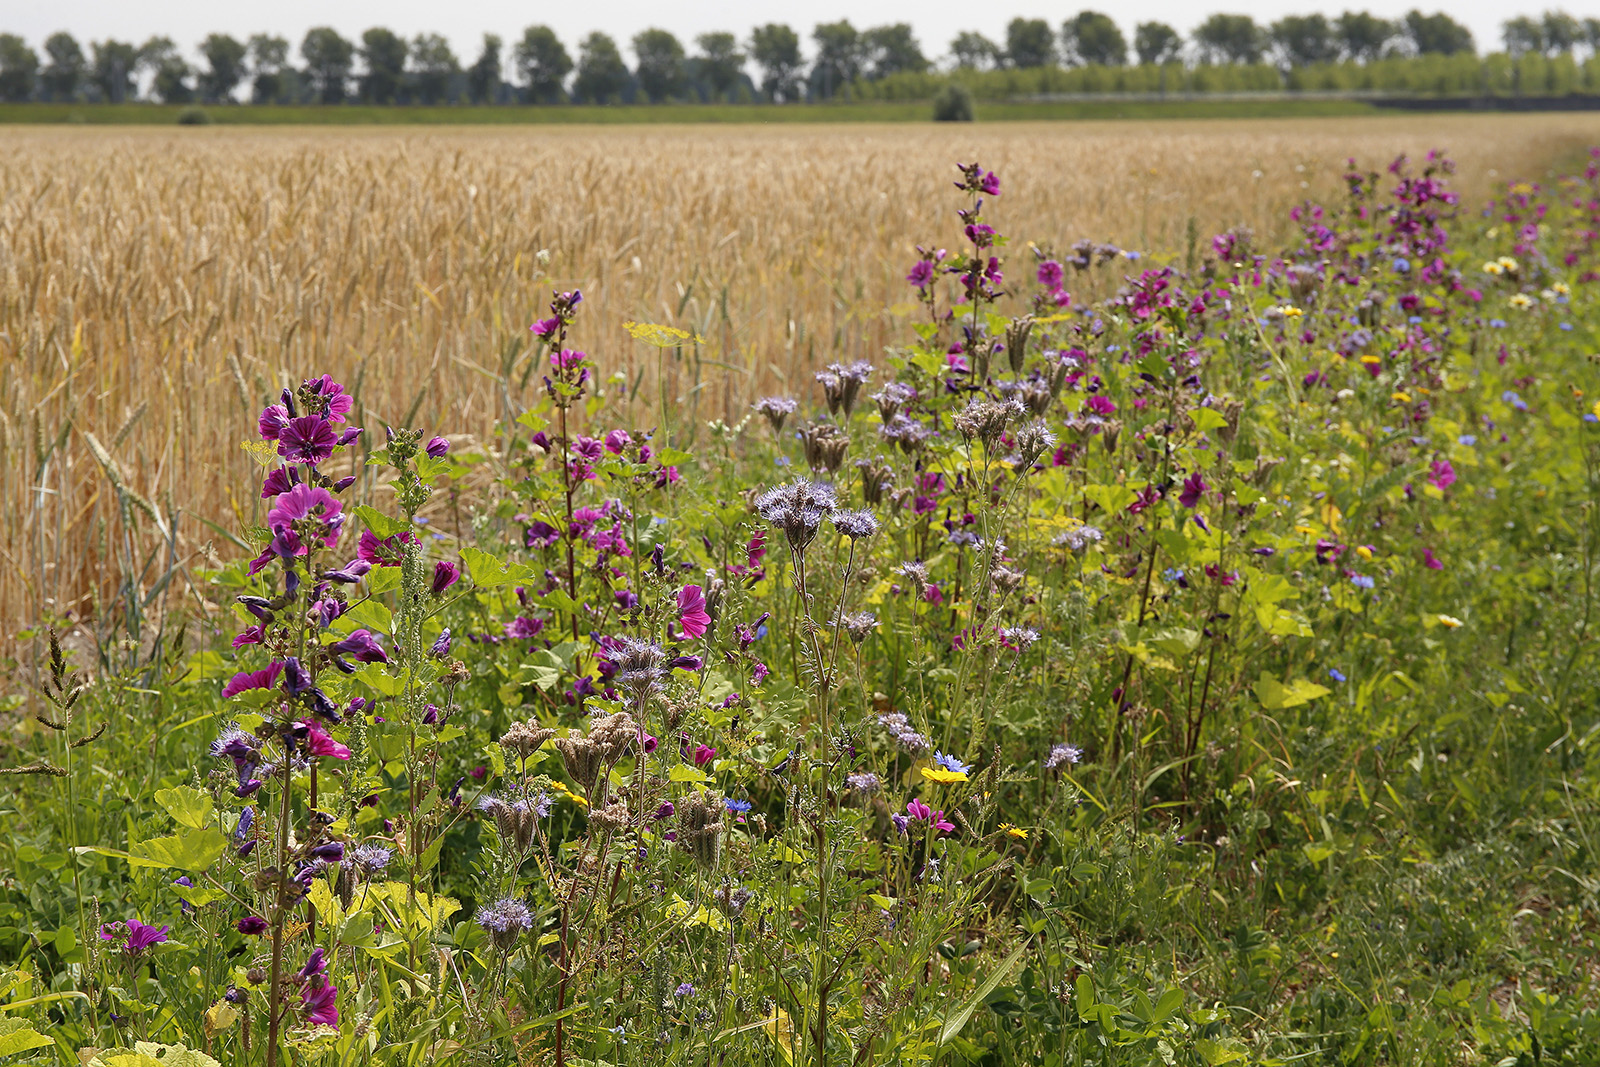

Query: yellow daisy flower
<box><xmin>1437</xmin><ymin>614</ymin><xmax>1464</xmax><ymax>629</ymax></box>
<box><xmin>999</xmin><ymin>823</ymin><xmax>1028</xmax><ymax>839</ymax></box>
<box><xmin>922</xmin><ymin>767</ymin><xmax>969</xmax><ymax>784</ymax></box>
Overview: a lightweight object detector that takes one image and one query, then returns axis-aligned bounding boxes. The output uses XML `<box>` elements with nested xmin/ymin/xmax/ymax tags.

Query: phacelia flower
<box><xmin>1044</xmin><ymin>742</ymin><xmax>1082</xmax><ymax>770</ymax></box>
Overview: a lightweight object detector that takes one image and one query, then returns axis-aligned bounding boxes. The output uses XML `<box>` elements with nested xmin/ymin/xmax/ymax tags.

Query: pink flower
<box><xmin>267</xmin><ymin>484</ymin><xmax>344</xmax><ymax>550</ymax></box>
<box><xmin>357</xmin><ymin>528</ymin><xmax>420</xmax><ymax>567</ymax></box>
<box><xmin>693</xmin><ymin>744</ymin><xmax>717</xmax><ymax>766</ymax></box>
<box><xmin>1037</xmin><ymin>260</ymin><xmax>1064</xmax><ymax>288</ymax></box>
<box><xmin>1423</xmin><ymin>547</ymin><xmax>1444</xmax><ymax>570</ymax></box>
<box><xmin>1428</xmin><ymin>459</ymin><xmax>1456</xmax><ymax>490</ymax></box>
<box><xmin>923</xmin><ymin>584</ymin><xmax>944</xmax><ymax>606</ymax></box>
<box><xmin>907</xmin><ymin>260</ymin><xmax>934</xmax><ymax>288</ymax></box>
<box><xmin>1083</xmin><ymin>395</ymin><xmax>1116</xmax><ymax>417</ymax></box>
<box><xmin>302</xmin><ymin>720</ymin><xmax>352</xmax><ymax>761</ymax></box>
<box><xmin>222</xmin><ymin>661</ymin><xmax>284</xmax><ymax>699</ymax></box>
<box><xmin>300</xmin><ymin>979</ymin><xmax>338</xmax><ymax>1027</ymax></box>
<box><xmin>1178</xmin><ymin>472</ymin><xmax>1207</xmax><ymax>509</ymax></box>
<box><xmin>905</xmin><ymin>799</ymin><xmax>955</xmax><ymax>834</ymax></box>
<box><xmin>751</xmin><ymin>662</ymin><xmax>770</xmax><ymax>685</ymax></box>
<box><xmin>604</xmin><ymin>429</ymin><xmax>632</xmax><ymax>454</ymax></box>
<box><xmin>677</xmin><ymin>585</ymin><xmax>711</xmax><ymax>638</ymax></box>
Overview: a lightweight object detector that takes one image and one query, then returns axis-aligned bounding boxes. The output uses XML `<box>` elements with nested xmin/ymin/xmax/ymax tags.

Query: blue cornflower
<box><xmin>674</xmin><ymin>982</ymin><xmax>696</xmax><ymax>998</ymax></box>
<box><xmin>724</xmin><ymin>798</ymin><xmax>752</xmax><ymax>814</ymax></box>
<box><xmin>1328</xmin><ymin>668</ymin><xmax>1347</xmax><ymax>683</ymax></box>
<box><xmin>1489</xmin><ymin>318</ymin><xmax>1507</xmax><ymax>328</ymax></box>
<box><xmin>933</xmin><ymin>751</ymin><xmax>972</xmax><ymax>774</ymax></box>
<box><xmin>1458</xmin><ymin>434</ymin><xmax>1477</xmax><ymax>446</ymax></box>
<box><xmin>1560</xmin><ymin>322</ymin><xmax>1574</xmax><ymax>331</ymax></box>
<box><xmin>1393</xmin><ymin>257</ymin><xmax>1410</xmax><ymax>273</ymax></box>
<box><xmin>1350</xmin><ymin>574</ymin><xmax>1375</xmax><ymax>590</ymax></box>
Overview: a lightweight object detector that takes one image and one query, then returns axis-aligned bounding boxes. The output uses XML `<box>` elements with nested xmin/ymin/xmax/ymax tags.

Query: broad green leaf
<box><xmin>88</xmin><ymin>1043</ymin><xmax>221</xmax><ymax>1067</ymax></box>
<box><xmin>0</xmin><ymin>1019</ymin><xmax>52</xmax><ymax>1056</ymax></box>
<box><xmin>462</xmin><ymin>545</ymin><xmax>534</xmax><ymax>589</ymax></box>
<box><xmin>1253</xmin><ymin>674</ymin><xmax>1331</xmax><ymax>710</ymax></box>
<box><xmin>1147</xmin><ymin>628</ymin><xmax>1200</xmax><ymax>657</ymax></box>
<box><xmin>669</xmin><ymin>765</ymin><xmax>709</xmax><ymax>783</ymax></box>
<box><xmin>354</xmin><ymin>505</ymin><xmax>408</xmax><ymax>541</ymax></box>
<box><xmin>154</xmin><ymin>785</ymin><xmax>213</xmax><ymax>830</ymax></box>
<box><xmin>1189</xmin><ymin>408</ymin><xmax>1228</xmax><ymax>433</ymax></box>
<box><xmin>129</xmin><ymin>829</ymin><xmax>228</xmax><ymax>873</ymax></box>
<box><xmin>340</xmin><ymin>598</ymin><xmax>394</xmax><ymax>636</ymax></box>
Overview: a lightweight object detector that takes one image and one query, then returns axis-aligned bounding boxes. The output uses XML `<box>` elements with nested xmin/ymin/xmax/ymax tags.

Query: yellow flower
<box><xmin>1437</xmin><ymin>614</ymin><xmax>1464</xmax><ymax>629</ymax></box>
<box><xmin>1498</xmin><ymin>256</ymin><xmax>1519</xmax><ymax>271</ymax></box>
<box><xmin>922</xmin><ymin>767</ymin><xmax>969</xmax><ymax>784</ymax></box>
<box><xmin>1355</xmin><ymin>545</ymin><xmax>1373</xmax><ymax>561</ymax></box>
<box><xmin>1278</xmin><ymin>305</ymin><xmax>1303</xmax><ymax>318</ymax></box>
<box><xmin>1391</xmin><ymin>391</ymin><xmax>1411</xmax><ymax>403</ymax></box>
<box><xmin>1360</xmin><ymin>354</ymin><xmax>1382</xmax><ymax>366</ymax></box>
<box><xmin>999</xmin><ymin>823</ymin><xmax>1028</xmax><ymax>839</ymax></box>
<box><xmin>1509</xmin><ymin>294</ymin><xmax>1533</xmax><ymax>310</ymax></box>
<box><xmin>551</xmin><ymin>780</ymin><xmax>589</xmax><ymax>808</ymax></box>
<box><xmin>1553</xmin><ymin>282</ymin><xmax>1571</xmax><ymax>296</ymax></box>
<box><xmin>1483</xmin><ymin>262</ymin><xmax>1503</xmax><ymax>276</ymax></box>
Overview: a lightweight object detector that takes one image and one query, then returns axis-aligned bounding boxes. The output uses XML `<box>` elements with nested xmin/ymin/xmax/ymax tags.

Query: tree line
<box><xmin>1</xmin><ymin>10</ymin><xmax>1597</xmax><ymax>106</ymax></box>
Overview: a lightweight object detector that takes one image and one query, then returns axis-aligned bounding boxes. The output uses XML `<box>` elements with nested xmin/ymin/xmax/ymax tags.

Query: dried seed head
<box><xmin>800</xmin><ymin>421</ymin><xmax>850</xmax><ymax>474</ymax></box>
<box><xmin>1004</xmin><ymin>316</ymin><xmax>1034</xmax><ymax>374</ymax></box>
<box><xmin>499</xmin><ymin>720</ymin><xmax>556</xmax><ymax>761</ymax></box>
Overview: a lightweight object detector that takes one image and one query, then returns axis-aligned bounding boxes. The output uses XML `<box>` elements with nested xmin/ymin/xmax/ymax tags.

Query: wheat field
<box><xmin>0</xmin><ymin>114</ymin><xmax>1594</xmax><ymax>644</ymax></box>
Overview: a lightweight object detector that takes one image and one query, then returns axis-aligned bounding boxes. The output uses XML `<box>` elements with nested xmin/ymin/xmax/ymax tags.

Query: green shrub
<box><xmin>933</xmin><ymin>82</ymin><xmax>974</xmax><ymax>122</ymax></box>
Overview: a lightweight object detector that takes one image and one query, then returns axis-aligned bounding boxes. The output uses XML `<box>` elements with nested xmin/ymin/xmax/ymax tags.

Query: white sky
<box><xmin>4</xmin><ymin>0</ymin><xmax>1542</xmax><ymax>65</ymax></box>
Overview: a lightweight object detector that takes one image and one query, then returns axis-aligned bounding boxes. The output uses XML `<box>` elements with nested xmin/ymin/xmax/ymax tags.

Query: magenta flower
<box><xmin>357</xmin><ymin>528</ymin><xmax>420</xmax><ymax>567</ymax></box>
<box><xmin>258</xmin><ymin>405</ymin><xmax>290</xmax><ymax>441</ymax></box>
<box><xmin>277</xmin><ymin>416</ymin><xmax>338</xmax><ymax>465</ymax></box>
<box><xmin>551</xmin><ymin>349</ymin><xmax>587</xmax><ymax>371</ymax></box>
<box><xmin>222</xmin><ymin>661</ymin><xmax>284</xmax><ymax>699</ymax></box>
<box><xmin>432</xmin><ymin>560</ymin><xmax>460</xmax><ymax>595</ymax></box>
<box><xmin>1037</xmin><ymin>260</ymin><xmax>1064</xmax><ymax>288</ymax></box>
<box><xmin>905</xmin><ymin>799</ymin><xmax>956</xmax><ymax>834</ymax></box>
<box><xmin>426</xmin><ymin>436</ymin><xmax>450</xmax><ymax>458</ymax></box>
<box><xmin>531</xmin><ymin>316</ymin><xmax>560</xmax><ymax>339</ymax></box>
<box><xmin>907</xmin><ymin>259</ymin><xmax>934</xmax><ymax>288</ymax></box>
<box><xmin>101</xmin><ymin>919</ymin><xmax>169</xmax><ymax>953</ymax></box>
<box><xmin>1423</xmin><ymin>547</ymin><xmax>1444</xmax><ymax>570</ymax></box>
<box><xmin>1428</xmin><ymin>459</ymin><xmax>1456</xmax><ymax>490</ymax></box>
<box><xmin>980</xmin><ymin>170</ymin><xmax>1000</xmax><ymax>196</ymax></box>
<box><xmin>302</xmin><ymin>720</ymin><xmax>352</xmax><ymax>761</ymax></box>
<box><xmin>1083</xmin><ymin>395</ymin><xmax>1116</xmax><ymax>417</ymax></box>
<box><xmin>693</xmin><ymin>744</ymin><xmax>717</xmax><ymax>766</ymax></box>
<box><xmin>237</xmin><ymin>915</ymin><xmax>268</xmax><ymax>936</ymax></box>
<box><xmin>303</xmin><ymin>375</ymin><xmax>355</xmax><ymax>423</ymax></box>
<box><xmin>1179</xmin><ymin>472</ymin><xmax>1207</xmax><ymax>509</ymax></box>
<box><xmin>604</xmin><ymin>429</ymin><xmax>632</xmax><ymax>454</ymax></box>
<box><xmin>677</xmin><ymin>585</ymin><xmax>711</xmax><ymax>638</ymax></box>
<box><xmin>267</xmin><ymin>484</ymin><xmax>344</xmax><ymax>550</ymax></box>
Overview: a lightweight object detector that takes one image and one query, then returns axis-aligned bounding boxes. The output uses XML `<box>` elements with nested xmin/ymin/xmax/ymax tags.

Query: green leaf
<box><xmin>367</xmin><ymin>566</ymin><xmax>402</xmax><ymax>594</ymax></box>
<box><xmin>340</xmin><ymin>598</ymin><xmax>394</xmax><ymax>636</ymax></box>
<box><xmin>0</xmin><ymin>1020</ymin><xmax>53</xmax><ymax>1056</ymax></box>
<box><xmin>154</xmin><ymin>786</ymin><xmax>213</xmax><ymax>830</ymax></box>
<box><xmin>87</xmin><ymin>1043</ymin><xmax>222</xmax><ymax>1067</ymax></box>
<box><xmin>669</xmin><ymin>765</ymin><xmax>709</xmax><ymax>783</ymax></box>
<box><xmin>129</xmin><ymin>829</ymin><xmax>228</xmax><ymax>873</ymax></box>
<box><xmin>462</xmin><ymin>545</ymin><xmax>534</xmax><ymax>589</ymax></box>
<box><xmin>354</xmin><ymin>505</ymin><xmax>408</xmax><ymax>541</ymax></box>
<box><xmin>417</xmin><ymin>834</ymin><xmax>445</xmax><ymax>874</ymax></box>
<box><xmin>938</xmin><ymin>939</ymin><xmax>1028</xmax><ymax>1046</ymax></box>
<box><xmin>1147</xmin><ymin>628</ymin><xmax>1200</xmax><ymax>657</ymax></box>
<box><xmin>1253</xmin><ymin>674</ymin><xmax>1331</xmax><ymax>710</ymax></box>
<box><xmin>1194</xmin><ymin>1037</ymin><xmax>1247</xmax><ymax>1065</ymax></box>
<box><xmin>1189</xmin><ymin>408</ymin><xmax>1228</xmax><ymax>433</ymax></box>
<box><xmin>1084</xmin><ymin>483</ymin><xmax>1137</xmax><ymax>516</ymax></box>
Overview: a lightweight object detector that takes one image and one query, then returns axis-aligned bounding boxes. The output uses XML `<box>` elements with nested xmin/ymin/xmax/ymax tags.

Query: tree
<box><xmin>198</xmin><ymin>34</ymin><xmax>246</xmax><ymax>103</ymax></box>
<box><xmin>358</xmin><ymin>28</ymin><xmax>407</xmax><ymax>104</ymax></box>
<box><xmin>951</xmin><ymin>31</ymin><xmax>1002</xmax><ymax>71</ymax></box>
<box><xmin>1193</xmin><ymin>14</ymin><xmax>1265</xmax><ymax>64</ymax></box>
<box><xmin>515</xmin><ymin>26</ymin><xmax>572</xmax><ymax>104</ymax></box>
<box><xmin>1270</xmin><ymin>15</ymin><xmax>1338</xmax><ymax>66</ymax></box>
<box><xmin>1134</xmin><ymin>22</ymin><xmax>1183</xmax><ymax>65</ymax></box>
<box><xmin>694</xmin><ymin>33</ymin><xmax>744</xmax><ymax>100</ymax></box>
<box><xmin>573</xmin><ymin>32</ymin><xmax>627</xmax><ymax>103</ymax></box>
<box><xmin>1403</xmin><ymin>11</ymin><xmax>1474</xmax><ymax>56</ymax></box>
<box><xmin>466</xmin><ymin>34</ymin><xmax>501</xmax><ymax>104</ymax></box>
<box><xmin>1541</xmin><ymin>11</ymin><xmax>1582</xmax><ymax>55</ymax></box>
<box><xmin>1062</xmin><ymin>12</ymin><xmax>1128</xmax><ymax>67</ymax></box>
<box><xmin>1586</xmin><ymin>18</ymin><xmax>1600</xmax><ymax>52</ymax></box>
<box><xmin>862</xmin><ymin>24</ymin><xmax>927</xmax><ymax>79</ymax></box>
<box><xmin>302</xmin><ymin>27</ymin><xmax>354</xmax><ymax>103</ymax></box>
<box><xmin>248</xmin><ymin>35</ymin><xmax>290</xmax><ymax>103</ymax></box>
<box><xmin>633</xmin><ymin>29</ymin><xmax>685</xmax><ymax>103</ymax></box>
<box><xmin>749</xmin><ymin>24</ymin><xmax>802</xmax><ymax>102</ymax></box>
<box><xmin>1335</xmin><ymin>12</ymin><xmax>1396</xmax><ymax>62</ymax></box>
<box><xmin>411</xmin><ymin>34</ymin><xmax>457</xmax><ymax>104</ymax></box>
<box><xmin>810</xmin><ymin>21</ymin><xmax>861</xmax><ymax>98</ymax></box>
<box><xmin>41</xmin><ymin>32</ymin><xmax>84</xmax><ymax>101</ymax></box>
<box><xmin>91</xmin><ymin>40</ymin><xmax>139</xmax><ymax>102</ymax></box>
<box><xmin>140</xmin><ymin>36</ymin><xmax>193</xmax><ymax>104</ymax></box>
<box><xmin>0</xmin><ymin>35</ymin><xmax>39</xmax><ymax>102</ymax></box>
<box><xmin>1503</xmin><ymin>16</ymin><xmax>1544</xmax><ymax>57</ymax></box>
<box><xmin>1006</xmin><ymin>18</ymin><xmax>1056</xmax><ymax>68</ymax></box>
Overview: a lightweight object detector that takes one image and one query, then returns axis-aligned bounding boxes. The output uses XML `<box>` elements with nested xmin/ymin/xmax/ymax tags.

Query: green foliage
<box><xmin>5</xmin><ymin>144</ymin><xmax>1600</xmax><ymax>1067</ymax></box>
